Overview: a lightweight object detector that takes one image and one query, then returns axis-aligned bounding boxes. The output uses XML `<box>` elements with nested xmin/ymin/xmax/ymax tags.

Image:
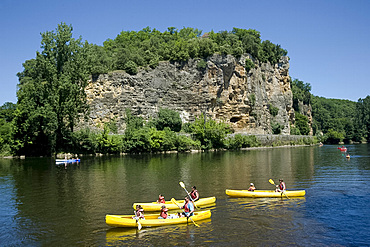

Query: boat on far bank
<box><xmin>55</xmin><ymin>158</ymin><xmax>80</xmax><ymax>165</ymax></box>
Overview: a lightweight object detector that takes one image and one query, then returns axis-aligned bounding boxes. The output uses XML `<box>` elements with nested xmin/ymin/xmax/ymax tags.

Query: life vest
<box><xmin>184</xmin><ymin>202</ymin><xmax>190</xmax><ymax>213</ymax></box>
<box><xmin>135</xmin><ymin>209</ymin><xmax>145</xmax><ymax>219</ymax></box>
<box><xmin>279</xmin><ymin>182</ymin><xmax>286</xmax><ymax>191</ymax></box>
<box><xmin>160</xmin><ymin>208</ymin><xmax>168</xmax><ymax>219</ymax></box>
<box><xmin>190</xmin><ymin>190</ymin><xmax>198</xmax><ymax>200</ymax></box>
<box><xmin>158</xmin><ymin>196</ymin><xmax>165</xmax><ymax>203</ymax></box>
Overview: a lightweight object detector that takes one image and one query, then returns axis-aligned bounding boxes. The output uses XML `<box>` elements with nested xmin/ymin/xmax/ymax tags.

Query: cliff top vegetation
<box><xmin>88</xmin><ymin>26</ymin><xmax>288</xmax><ymax>75</ymax></box>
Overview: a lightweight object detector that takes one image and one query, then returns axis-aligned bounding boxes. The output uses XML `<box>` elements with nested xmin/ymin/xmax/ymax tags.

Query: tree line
<box><xmin>290</xmin><ymin>78</ymin><xmax>370</xmax><ymax>144</ymax></box>
<box><xmin>87</xmin><ymin>26</ymin><xmax>287</xmax><ymax>76</ymax></box>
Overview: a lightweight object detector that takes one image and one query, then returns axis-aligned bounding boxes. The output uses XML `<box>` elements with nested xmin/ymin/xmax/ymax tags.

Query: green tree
<box><xmin>311</xmin><ymin>96</ymin><xmax>356</xmax><ymax>141</ymax></box>
<box><xmin>154</xmin><ymin>108</ymin><xmax>182</xmax><ymax>132</ymax></box>
<box><xmin>291</xmin><ymin>78</ymin><xmax>312</xmax><ymax>112</ymax></box>
<box><xmin>13</xmin><ymin>23</ymin><xmax>89</xmax><ymax>156</ymax></box>
<box><xmin>325</xmin><ymin>129</ymin><xmax>345</xmax><ymax>144</ymax></box>
<box><xmin>124</xmin><ymin>108</ymin><xmax>144</xmax><ymax>137</ymax></box>
<box><xmin>0</xmin><ymin>102</ymin><xmax>16</xmax><ymax>122</ymax></box>
<box><xmin>189</xmin><ymin>114</ymin><xmax>232</xmax><ymax>150</ymax></box>
<box><xmin>354</xmin><ymin>96</ymin><xmax>370</xmax><ymax>142</ymax></box>
<box><xmin>295</xmin><ymin>112</ymin><xmax>310</xmax><ymax>135</ymax></box>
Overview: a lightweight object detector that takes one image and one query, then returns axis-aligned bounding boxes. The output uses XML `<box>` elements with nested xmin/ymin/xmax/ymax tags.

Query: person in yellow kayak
<box><xmin>157</xmin><ymin>194</ymin><xmax>165</xmax><ymax>204</ymax></box>
<box><xmin>248</xmin><ymin>183</ymin><xmax>256</xmax><ymax>191</ymax></box>
<box><xmin>158</xmin><ymin>205</ymin><xmax>168</xmax><ymax>219</ymax></box>
<box><xmin>275</xmin><ymin>179</ymin><xmax>286</xmax><ymax>192</ymax></box>
<box><xmin>182</xmin><ymin>196</ymin><xmax>195</xmax><ymax>217</ymax></box>
<box><xmin>133</xmin><ymin>205</ymin><xmax>145</xmax><ymax>220</ymax></box>
<box><xmin>189</xmin><ymin>186</ymin><xmax>200</xmax><ymax>201</ymax></box>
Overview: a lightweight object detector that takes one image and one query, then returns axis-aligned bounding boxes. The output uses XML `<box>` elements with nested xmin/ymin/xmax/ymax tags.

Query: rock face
<box><xmin>83</xmin><ymin>54</ymin><xmax>298</xmax><ymax>135</ymax></box>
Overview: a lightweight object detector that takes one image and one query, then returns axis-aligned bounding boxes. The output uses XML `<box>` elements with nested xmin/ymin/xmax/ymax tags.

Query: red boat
<box><xmin>337</xmin><ymin>146</ymin><xmax>347</xmax><ymax>152</ymax></box>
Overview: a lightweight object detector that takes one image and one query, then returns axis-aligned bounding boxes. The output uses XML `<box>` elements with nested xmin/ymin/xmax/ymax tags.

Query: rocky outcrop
<box><xmin>83</xmin><ymin>54</ymin><xmax>299</xmax><ymax>135</ymax></box>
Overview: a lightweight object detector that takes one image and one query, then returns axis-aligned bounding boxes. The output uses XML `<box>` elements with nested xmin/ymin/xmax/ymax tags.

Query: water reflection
<box><xmin>0</xmin><ymin>145</ymin><xmax>369</xmax><ymax>245</ymax></box>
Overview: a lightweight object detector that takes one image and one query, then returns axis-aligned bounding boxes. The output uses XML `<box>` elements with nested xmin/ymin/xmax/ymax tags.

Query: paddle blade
<box><xmin>192</xmin><ymin>220</ymin><xmax>200</xmax><ymax>227</ymax></box>
<box><xmin>179</xmin><ymin>181</ymin><xmax>186</xmax><ymax>189</ymax></box>
<box><xmin>269</xmin><ymin>179</ymin><xmax>275</xmax><ymax>185</ymax></box>
<box><xmin>283</xmin><ymin>192</ymin><xmax>290</xmax><ymax>199</ymax></box>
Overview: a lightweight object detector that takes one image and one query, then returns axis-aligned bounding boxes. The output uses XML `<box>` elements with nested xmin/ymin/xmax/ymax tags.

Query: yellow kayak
<box><xmin>133</xmin><ymin>196</ymin><xmax>216</xmax><ymax>211</ymax></box>
<box><xmin>225</xmin><ymin>189</ymin><xmax>306</xmax><ymax>198</ymax></box>
<box><xmin>106</xmin><ymin>210</ymin><xmax>211</xmax><ymax>228</ymax></box>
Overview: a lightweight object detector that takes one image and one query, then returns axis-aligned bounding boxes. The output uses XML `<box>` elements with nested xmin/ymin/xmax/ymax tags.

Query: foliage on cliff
<box><xmin>94</xmin><ymin>26</ymin><xmax>287</xmax><ymax>75</ymax></box>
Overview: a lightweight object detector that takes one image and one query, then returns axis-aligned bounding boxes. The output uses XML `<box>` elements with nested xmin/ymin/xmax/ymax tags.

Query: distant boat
<box><xmin>55</xmin><ymin>158</ymin><xmax>80</xmax><ymax>165</ymax></box>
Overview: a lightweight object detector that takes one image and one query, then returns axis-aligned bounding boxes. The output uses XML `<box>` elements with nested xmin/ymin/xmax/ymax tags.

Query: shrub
<box><xmin>271</xmin><ymin>121</ymin><xmax>283</xmax><ymax>134</ymax></box>
<box><xmin>324</xmin><ymin>129</ymin><xmax>345</xmax><ymax>144</ymax></box>
<box><xmin>154</xmin><ymin>108</ymin><xmax>182</xmax><ymax>132</ymax></box>
<box><xmin>295</xmin><ymin>112</ymin><xmax>310</xmax><ymax>135</ymax></box>
<box><xmin>189</xmin><ymin>114</ymin><xmax>232</xmax><ymax>150</ymax></box>
<box><xmin>249</xmin><ymin>94</ymin><xmax>256</xmax><ymax>106</ymax></box>
<box><xmin>290</xmin><ymin>124</ymin><xmax>301</xmax><ymax>135</ymax></box>
<box><xmin>196</xmin><ymin>59</ymin><xmax>207</xmax><ymax>70</ymax></box>
<box><xmin>269</xmin><ymin>104</ymin><xmax>279</xmax><ymax>117</ymax></box>
<box><xmin>244</xmin><ymin>59</ymin><xmax>255</xmax><ymax>72</ymax></box>
<box><xmin>125</xmin><ymin>61</ymin><xmax>138</xmax><ymax>75</ymax></box>
<box><xmin>226</xmin><ymin>134</ymin><xmax>260</xmax><ymax>149</ymax></box>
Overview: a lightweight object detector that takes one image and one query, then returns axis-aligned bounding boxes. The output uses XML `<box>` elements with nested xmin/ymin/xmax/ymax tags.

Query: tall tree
<box><xmin>354</xmin><ymin>96</ymin><xmax>370</xmax><ymax>142</ymax></box>
<box><xmin>13</xmin><ymin>23</ymin><xmax>89</xmax><ymax>156</ymax></box>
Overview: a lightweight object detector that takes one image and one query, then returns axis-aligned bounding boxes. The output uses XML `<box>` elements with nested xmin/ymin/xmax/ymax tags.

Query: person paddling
<box><xmin>157</xmin><ymin>194</ymin><xmax>165</xmax><ymax>204</ymax></box>
<box><xmin>182</xmin><ymin>196</ymin><xmax>195</xmax><ymax>217</ymax></box>
<box><xmin>248</xmin><ymin>183</ymin><xmax>256</xmax><ymax>191</ymax></box>
<box><xmin>189</xmin><ymin>186</ymin><xmax>199</xmax><ymax>201</ymax></box>
<box><xmin>133</xmin><ymin>205</ymin><xmax>145</xmax><ymax>220</ymax></box>
<box><xmin>275</xmin><ymin>179</ymin><xmax>286</xmax><ymax>192</ymax></box>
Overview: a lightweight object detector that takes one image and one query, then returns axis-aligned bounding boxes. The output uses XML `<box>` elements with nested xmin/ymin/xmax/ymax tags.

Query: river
<box><xmin>0</xmin><ymin>144</ymin><xmax>369</xmax><ymax>246</ymax></box>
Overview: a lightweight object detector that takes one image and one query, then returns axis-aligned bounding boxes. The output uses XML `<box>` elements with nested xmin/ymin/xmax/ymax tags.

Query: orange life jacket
<box><xmin>158</xmin><ymin>196</ymin><xmax>165</xmax><ymax>203</ymax></box>
<box><xmin>160</xmin><ymin>208</ymin><xmax>168</xmax><ymax>219</ymax></box>
<box><xmin>190</xmin><ymin>190</ymin><xmax>199</xmax><ymax>200</ymax></box>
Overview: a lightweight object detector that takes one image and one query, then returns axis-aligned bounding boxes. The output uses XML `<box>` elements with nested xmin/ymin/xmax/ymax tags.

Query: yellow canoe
<box><xmin>225</xmin><ymin>189</ymin><xmax>306</xmax><ymax>198</ymax></box>
<box><xmin>133</xmin><ymin>196</ymin><xmax>216</xmax><ymax>211</ymax></box>
<box><xmin>106</xmin><ymin>210</ymin><xmax>211</xmax><ymax>228</ymax></box>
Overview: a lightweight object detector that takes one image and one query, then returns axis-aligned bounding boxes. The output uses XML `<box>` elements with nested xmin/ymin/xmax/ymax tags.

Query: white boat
<box><xmin>55</xmin><ymin>158</ymin><xmax>80</xmax><ymax>164</ymax></box>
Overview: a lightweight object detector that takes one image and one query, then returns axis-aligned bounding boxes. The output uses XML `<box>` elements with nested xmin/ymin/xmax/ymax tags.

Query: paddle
<box><xmin>134</xmin><ymin>209</ymin><xmax>142</xmax><ymax>230</ymax></box>
<box><xmin>179</xmin><ymin>181</ymin><xmax>199</xmax><ymax>209</ymax></box>
<box><xmin>269</xmin><ymin>179</ymin><xmax>289</xmax><ymax>199</ymax></box>
<box><xmin>137</xmin><ymin>219</ymin><xmax>142</xmax><ymax>230</ymax></box>
<box><xmin>170</xmin><ymin>198</ymin><xmax>199</xmax><ymax>227</ymax></box>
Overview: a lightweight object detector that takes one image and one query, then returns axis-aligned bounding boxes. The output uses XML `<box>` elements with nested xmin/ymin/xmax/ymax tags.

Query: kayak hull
<box><xmin>106</xmin><ymin>210</ymin><xmax>211</xmax><ymax>228</ymax></box>
<box><xmin>133</xmin><ymin>196</ymin><xmax>216</xmax><ymax>211</ymax></box>
<box><xmin>225</xmin><ymin>189</ymin><xmax>306</xmax><ymax>198</ymax></box>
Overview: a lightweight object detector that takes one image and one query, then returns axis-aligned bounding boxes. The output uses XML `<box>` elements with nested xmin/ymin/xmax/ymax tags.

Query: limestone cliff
<box><xmin>83</xmin><ymin>54</ymin><xmax>302</xmax><ymax>135</ymax></box>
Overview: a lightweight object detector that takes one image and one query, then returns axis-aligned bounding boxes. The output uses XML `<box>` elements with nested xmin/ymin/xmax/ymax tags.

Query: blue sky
<box><xmin>1</xmin><ymin>0</ymin><xmax>369</xmax><ymax>105</ymax></box>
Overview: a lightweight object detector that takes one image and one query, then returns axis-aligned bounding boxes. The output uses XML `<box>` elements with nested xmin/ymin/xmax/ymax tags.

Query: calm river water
<box><xmin>0</xmin><ymin>144</ymin><xmax>369</xmax><ymax>246</ymax></box>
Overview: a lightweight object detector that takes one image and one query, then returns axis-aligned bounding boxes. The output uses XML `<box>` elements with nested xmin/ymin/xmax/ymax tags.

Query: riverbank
<box><xmin>0</xmin><ymin>134</ymin><xmax>318</xmax><ymax>159</ymax></box>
